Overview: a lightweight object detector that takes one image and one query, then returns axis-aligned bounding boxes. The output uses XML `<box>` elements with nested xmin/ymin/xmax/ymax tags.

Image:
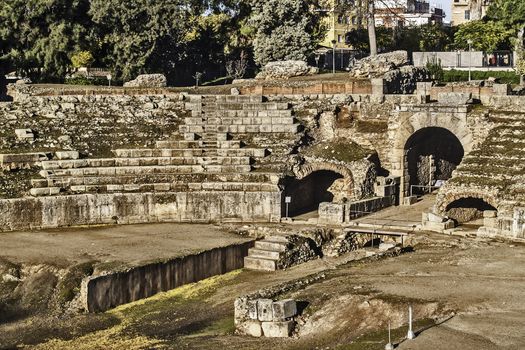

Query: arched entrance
<box><xmin>283</xmin><ymin>170</ymin><xmax>345</xmax><ymax>217</ymax></box>
<box><xmin>445</xmin><ymin>197</ymin><xmax>497</xmax><ymax>224</ymax></box>
<box><xmin>404</xmin><ymin>127</ymin><xmax>464</xmax><ymax>196</ymax></box>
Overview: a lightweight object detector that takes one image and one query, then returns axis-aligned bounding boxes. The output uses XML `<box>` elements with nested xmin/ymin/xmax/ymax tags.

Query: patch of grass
<box><xmin>30</xmin><ymin>271</ymin><xmax>242</xmax><ymax>350</ymax></box>
<box><xmin>356</xmin><ymin>120</ymin><xmax>388</xmax><ymax>134</ymax></box>
<box><xmin>186</xmin><ymin>316</ymin><xmax>235</xmax><ymax>337</ymax></box>
<box><xmin>303</xmin><ymin>139</ymin><xmax>373</xmax><ymax>163</ymax></box>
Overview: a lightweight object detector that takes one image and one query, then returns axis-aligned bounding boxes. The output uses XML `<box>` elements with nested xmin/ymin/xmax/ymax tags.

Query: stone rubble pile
<box><xmin>349</xmin><ymin>51</ymin><xmax>409</xmax><ymax>79</ymax></box>
<box><xmin>235</xmin><ymin>297</ymin><xmax>298</xmax><ymax>338</ymax></box>
<box><xmin>123</xmin><ymin>74</ymin><xmax>167</xmax><ymax>88</ymax></box>
<box><xmin>256</xmin><ymin>61</ymin><xmax>319</xmax><ymax>80</ymax></box>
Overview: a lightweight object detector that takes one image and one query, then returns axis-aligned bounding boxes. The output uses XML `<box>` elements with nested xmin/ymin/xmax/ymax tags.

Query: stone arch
<box><xmin>390</xmin><ymin>110</ymin><xmax>474</xmax><ymax>197</ymax></box>
<box><xmin>295</xmin><ymin>162</ymin><xmax>354</xmax><ymax>183</ymax></box>
<box><xmin>436</xmin><ymin>190</ymin><xmax>499</xmax><ymax>216</ymax></box>
<box><xmin>282</xmin><ymin>162</ymin><xmax>356</xmax><ymax>217</ymax></box>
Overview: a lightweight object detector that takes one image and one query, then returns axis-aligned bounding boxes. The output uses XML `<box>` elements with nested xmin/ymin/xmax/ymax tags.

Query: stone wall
<box><xmin>0</xmin><ymin>191</ymin><xmax>282</xmax><ymax>232</ymax></box>
<box><xmin>84</xmin><ymin>241</ymin><xmax>253</xmax><ymax>312</ymax></box>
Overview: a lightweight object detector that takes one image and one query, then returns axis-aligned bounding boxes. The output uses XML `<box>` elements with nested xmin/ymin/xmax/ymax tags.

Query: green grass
<box><xmin>303</xmin><ymin>139</ymin><xmax>373</xmax><ymax>163</ymax></box>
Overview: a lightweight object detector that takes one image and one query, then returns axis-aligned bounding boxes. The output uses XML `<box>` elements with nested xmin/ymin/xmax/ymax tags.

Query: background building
<box><xmin>451</xmin><ymin>0</ymin><xmax>491</xmax><ymax>26</ymax></box>
<box><xmin>375</xmin><ymin>0</ymin><xmax>445</xmax><ymax>28</ymax></box>
<box><xmin>320</xmin><ymin>0</ymin><xmax>367</xmax><ymax>49</ymax></box>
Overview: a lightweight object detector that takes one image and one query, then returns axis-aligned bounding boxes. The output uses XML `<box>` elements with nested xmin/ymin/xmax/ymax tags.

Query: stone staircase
<box><xmin>244</xmin><ymin>236</ymin><xmax>289</xmax><ymax>271</ymax></box>
<box><xmin>29</xmin><ymin>95</ymin><xmax>300</xmax><ymax>197</ymax></box>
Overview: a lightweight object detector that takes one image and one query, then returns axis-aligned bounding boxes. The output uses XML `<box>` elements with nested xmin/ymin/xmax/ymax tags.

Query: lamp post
<box><xmin>332</xmin><ymin>40</ymin><xmax>337</xmax><ymax>74</ymax></box>
<box><xmin>467</xmin><ymin>39</ymin><xmax>473</xmax><ymax>81</ymax></box>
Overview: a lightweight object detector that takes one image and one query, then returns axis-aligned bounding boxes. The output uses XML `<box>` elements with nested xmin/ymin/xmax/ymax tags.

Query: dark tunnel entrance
<box><xmin>283</xmin><ymin>170</ymin><xmax>344</xmax><ymax>217</ymax></box>
<box><xmin>445</xmin><ymin>197</ymin><xmax>497</xmax><ymax>224</ymax></box>
<box><xmin>405</xmin><ymin>127</ymin><xmax>464</xmax><ymax>196</ymax></box>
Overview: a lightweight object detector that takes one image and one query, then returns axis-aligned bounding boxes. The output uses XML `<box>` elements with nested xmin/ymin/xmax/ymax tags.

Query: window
<box><xmin>464</xmin><ymin>10</ymin><xmax>470</xmax><ymax>20</ymax></box>
<box><xmin>338</xmin><ymin>35</ymin><xmax>343</xmax><ymax>43</ymax></box>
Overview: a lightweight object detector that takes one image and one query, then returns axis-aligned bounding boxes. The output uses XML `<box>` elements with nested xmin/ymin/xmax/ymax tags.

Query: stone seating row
<box><xmin>31</xmin><ymin>172</ymin><xmax>280</xmax><ymax>189</ymax></box>
<box><xmin>40</xmin><ymin>156</ymin><xmax>252</xmax><ymax>170</ymax></box>
<box><xmin>190</xmin><ymin>110</ymin><xmax>292</xmax><ymax>118</ymax></box>
<box><xmin>180</xmin><ymin>124</ymin><xmax>300</xmax><ymax>134</ymax></box>
<box><xmin>39</xmin><ymin>164</ymin><xmax>253</xmax><ymax>178</ymax></box>
<box><xmin>154</xmin><ymin>140</ymin><xmax>243</xmax><ymax>149</ymax></box>
<box><xmin>186</xmin><ymin>95</ymin><xmax>264</xmax><ymax>103</ymax></box>
<box><xmin>113</xmin><ymin>148</ymin><xmax>266</xmax><ymax>158</ymax></box>
<box><xmin>185</xmin><ymin>116</ymin><xmax>294</xmax><ymax>125</ymax></box>
<box><xmin>29</xmin><ymin>181</ymin><xmax>279</xmax><ymax>197</ymax></box>
<box><xmin>185</xmin><ymin>102</ymin><xmax>290</xmax><ymax>112</ymax></box>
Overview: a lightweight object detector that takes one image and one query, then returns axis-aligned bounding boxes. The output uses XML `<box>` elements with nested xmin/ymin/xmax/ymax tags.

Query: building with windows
<box><xmin>451</xmin><ymin>0</ymin><xmax>492</xmax><ymax>26</ymax></box>
<box><xmin>320</xmin><ymin>0</ymin><xmax>367</xmax><ymax>49</ymax></box>
<box><xmin>374</xmin><ymin>0</ymin><xmax>445</xmax><ymax>28</ymax></box>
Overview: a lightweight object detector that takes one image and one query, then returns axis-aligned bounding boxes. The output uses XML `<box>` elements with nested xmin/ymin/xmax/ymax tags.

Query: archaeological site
<box><xmin>2</xmin><ymin>0</ymin><xmax>525</xmax><ymax>347</ymax></box>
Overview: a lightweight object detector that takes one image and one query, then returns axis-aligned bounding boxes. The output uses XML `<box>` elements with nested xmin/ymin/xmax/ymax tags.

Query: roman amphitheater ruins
<box><xmin>2</xmin><ymin>53</ymin><xmax>525</xmax><ymax>348</ymax></box>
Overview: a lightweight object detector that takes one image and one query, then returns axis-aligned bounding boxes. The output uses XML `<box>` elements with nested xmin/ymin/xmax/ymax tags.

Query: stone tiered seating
<box><xmin>29</xmin><ymin>95</ymin><xmax>299</xmax><ymax>197</ymax></box>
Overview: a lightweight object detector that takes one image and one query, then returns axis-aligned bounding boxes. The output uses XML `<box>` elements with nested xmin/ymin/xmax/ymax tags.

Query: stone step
<box><xmin>185</xmin><ymin>102</ymin><xmax>289</xmax><ymax>111</ymax></box>
<box><xmin>254</xmin><ymin>240</ymin><xmax>287</xmax><ymax>252</ymax></box>
<box><xmin>185</xmin><ymin>116</ymin><xmax>295</xmax><ymax>126</ymax></box>
<box><xmin>183</xmin><ymin>124</ymin><xmax>300</xmax><ymax>135</ymax></box>
<box><xmin>31</xmin><ymin>172</ymin><xmax>281</xmax><ymax>188</ymax></box>
<box><xmin>29</xmin><ymin>187</ymin><xmax>61</xmax><ymax>197</ymax></box>
<box><xmin>41</xmin><ymin>156</ymin><xmax>252</xmax><ymax>170</ymax></box>
<box><xmin>244</xmin><ymin>256</ymin><xmax>277</xmax><ymax>272</ymax></box>
<box><xmin>190</xmin><ymin>109</ymin><xmax>293</xmax><ymax>118</ymax></box>
<box><xmin>185</xmin><ymin>132</ymin><xmax>229</xmax><ymax>141</ymax></box>
<box><xmin>113</xmin><ymin>148</ymin><xmax>266</xmax><ymax>158</ymax></box>
<box><xmin>248</xmin><ymin>248</ymin><xmax>281</xmax><ymax>260</ymax></box>
<box><xmin>39</xmin><ymin>164</ymin><xmax>253</xmax><ymax>178</ymax></box>
<box><xmin>265</xmin><ymin>235</ymin><xmax>289</xmax><ymax>244</ymax></box>
<box><xmin>214</xmin><ymin>95</ymin><xmax>264</xmax><ymax>103</ymax></box>
<box><xmin>155</xmin><ymin>140</ymin><xmax>242</xmax><ymax>149</ymax></box>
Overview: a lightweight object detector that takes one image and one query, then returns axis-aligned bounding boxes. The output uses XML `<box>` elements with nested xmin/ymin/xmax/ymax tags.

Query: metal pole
<box><xmin>407</xmin><ymin>305</ymin><xmax>416</xmax><ymax>339</ymax></box>
<box><xmin>286</xmin><ymin>202</ymin><xmax>289</xmax><ymax>219</ymax></box>
<box><xmin>385</xmin><ymin>321</ymin><xmax>394</xmax><ymax>350</ymax></box>
<box><xmin>468</xmin><ymin>40</ymin><xmax>473</xmax><ymax>82</ymax></box>
<box><xmin>332</xmin><ymin>40</ymin><xmax>337</xmax><ymax>74</ymax></box>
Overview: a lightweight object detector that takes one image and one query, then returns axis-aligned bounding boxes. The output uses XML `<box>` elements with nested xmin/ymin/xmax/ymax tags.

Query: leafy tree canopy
<box><xmin>249</xmin><ymin>0</ymin><xmax>325</xmax><ymax>66</ymax></box>
<box><xmin>453</xmin><ymin>20</ymin><xmax>514</xmax><ymax>52</ymax></box>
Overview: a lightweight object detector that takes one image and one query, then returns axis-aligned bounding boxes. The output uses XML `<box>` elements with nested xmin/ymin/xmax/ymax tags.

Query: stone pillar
<box><xmin>492</xmin><ymin>84</ymin><xmax>511</xmax><ymax>96</ymax></box>
<box><xmin>371</xmin><ymin>78</ymin><xmax>386</xmax><ymax>99</ymax></box>
<box><xmin>416</xmin><ymin>82</ymin><xmax>433</xmax><ymax>103</ymax></box>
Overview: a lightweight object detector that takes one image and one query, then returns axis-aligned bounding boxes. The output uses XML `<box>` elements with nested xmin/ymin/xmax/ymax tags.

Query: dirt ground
<box><xmin>0</xmin><ymin>223</ymin><xmax>248</xmax><ymax>268</ymax></box>
<box><xmin>2</xmin><ymin>225</ymin><xmax>525</xmax><ymax>350</ymax></box>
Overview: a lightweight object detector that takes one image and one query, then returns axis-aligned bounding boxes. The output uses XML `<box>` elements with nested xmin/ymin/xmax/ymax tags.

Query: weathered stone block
<box><xmin>272</xmin><ymin>299</ymin><xmax>297</xmax><ymax>321</ymax></box>
<box><xmin>239</xmin><ymin>320</ymin><xmax>262</xmax><ymax>337</ymax></box>
<box><xmin>484</xmin><ymin>210</ymin><xmax>497</xmax><ymax>218</ymax></box>
<box><xmin>15</xmin><ymin>129</ymin><xmax>34</xmax><ymax>141</ymax></box>
<box><xmin>257</xmin><ymin>299</ymin><xmax>274</xmax><ymax>322</ymax></box>
<box><xmin>437</xmin><ymin>92</ymin><xmax>472</xmax><ymax>105</ymax></box>
<box><xmin>55</xmin><ymin>151</ymin><xmax>80</xmax><ymax>160</ymax></box>
<box><xmin>427</xmin><ymin>212</ymin><xmax>446</xmax><ymax>223</ymax></box>
<box><xmin>261</xmin><ymin>321</ymin><xmax>295</xmax><ymax>338</ymax></box>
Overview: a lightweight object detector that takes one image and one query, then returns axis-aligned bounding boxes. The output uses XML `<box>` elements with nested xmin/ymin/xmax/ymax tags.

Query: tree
<box><xmin>486</xmin><ymin>0</ymin><xmax>525</xmax><ymax>30</ymax></box>
<box><xmin>0</xmin><ymin>0</ymin><xmax>95</xmax><ymax>82</ymax></box>
<box><xmin>249</xmin><ymin>0</ymin><xmax>325</xmax><ymax>66</ymax></box>
<box><xmin>71</xmin><ymin>51</ymin><xmax>95</xmax><ymax>69</ymax></box>
<box><xmin>454</xmin><ymin>20</ymin><xmax>513</xmax><ymax>52</ymax></box>
<box><xmin>89</xmin><ymin>0</ymin><xmax>198</xmax><ymax>82</ymax></box>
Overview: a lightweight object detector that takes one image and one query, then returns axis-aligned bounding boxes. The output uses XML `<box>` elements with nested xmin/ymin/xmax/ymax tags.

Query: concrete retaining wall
<box><xmin>0</xmin><ymin>191</ymin><xmax>282</xmax><ymax>231</ymax></box>
<box><xmin>84</xmin><ymin>241</ymin><xmax>254</xmax><ymax>312</ymax></box>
